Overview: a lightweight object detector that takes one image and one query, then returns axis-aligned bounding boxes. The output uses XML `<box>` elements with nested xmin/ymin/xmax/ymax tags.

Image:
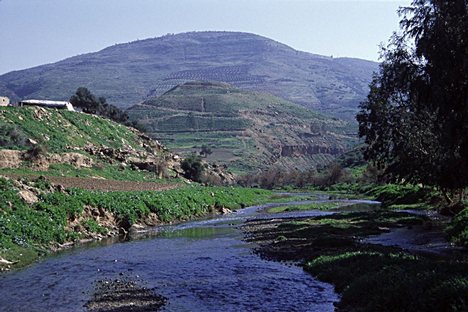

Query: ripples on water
<box><xmin>0</xmin><ymin>199</ymin><xmax>364</xmax><ymax>312</ymax></box>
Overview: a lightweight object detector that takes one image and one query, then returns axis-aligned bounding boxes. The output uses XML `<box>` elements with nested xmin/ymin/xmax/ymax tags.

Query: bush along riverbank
<box><xmin>0</xmin><ymin>176</ymin><xmax>273</xmax><ymax>271</ymax></box>
<box><xmin>242</xmin><ymin>204</ymin><xmax>468</xmax><ymax>311</ymax></box>
<box><xmin>304</xmin><ymin>182</ymin><xmax>468</xmax><ymax>247</ymax></box>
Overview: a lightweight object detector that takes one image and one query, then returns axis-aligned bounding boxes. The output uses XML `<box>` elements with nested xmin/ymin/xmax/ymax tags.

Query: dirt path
<box><xmin>2</xmin><ymin>173</ymin><xmax>181</xmax><ymax>192</ymax></box>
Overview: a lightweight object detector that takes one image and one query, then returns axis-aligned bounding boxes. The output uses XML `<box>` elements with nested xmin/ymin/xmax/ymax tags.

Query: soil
<box><xmin>2</xmin><ymin>173</ymin><xmax>180</xmax><ymax>192</ymax></box>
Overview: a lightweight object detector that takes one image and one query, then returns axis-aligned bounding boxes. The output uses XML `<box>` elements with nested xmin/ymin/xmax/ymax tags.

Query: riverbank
<box><xmin>242</xmin><ymin>204</ymin><xmax>468</xmax><ymax>311</ymax></box>
<box><xmin>0</xmin><ymin>175</ymin><xmax>275</xmax><ymax>271</ymax></box>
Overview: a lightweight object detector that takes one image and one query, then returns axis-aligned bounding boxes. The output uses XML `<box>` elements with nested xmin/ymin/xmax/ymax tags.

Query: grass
<box><xmin>0</xmin><ymin>107</ymin><xmax>142</xmax><ymax>153</ymax></box>
<box><xmin>0</xmin><ymin>176</ymin><xmax>273</xmax><ymax>268</ymax></box>
<box><xmin>446</xmin><ymin>206</ymin><xmax>468</xmax><ymax>247</ymax></box>
<box><xmin>266</xmin><ymin>201</ymin><xmax>343</xmax><ymax>213</ymax></box>
<box><xmin>246</xmin><ymin>207</ymin><xmax>467</xmax><ymax>311</ymax></box>
<box><xmin>128</xmin><ymin>82</ymin><xmax>356</xmax><ymax>173</ymax></box>
<box><xmin>0</xmin><ymin>162</ymin><xmax>173</xmax><ymax>182</ymax></box>
<box><xmin>306</xmin><ymin>251</ymin><xmax>468</xmax><ymax>312</ymax></box>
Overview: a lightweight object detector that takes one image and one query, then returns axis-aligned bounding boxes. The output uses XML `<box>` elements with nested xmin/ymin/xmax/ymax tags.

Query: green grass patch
<box><xmin>267</xmin><ymin>201</ymin><xmax>343</xmax><ymax>213</ymax></box>
<box><xmin>247</xmin><ymin>204</ymin><xmax>466</xmax><ymax>311</ymax></box>
<box><xmin>0</xmin><ymin>107</ymin><xmax>142</xmax><ymax>153</ymax></box>
<box><xmin>0</xmin><ymin>177</ymin><xmax>273</xmax><ymax>269</ymax></box>
<box><xmin>446</xmin><ymin>206</ymin><xmax>468</xmax><ymax>247</ymax></box>
<box><xmin>306</xmin><ymin>251</ymin><xmax>468</xmax><ymax>312</ymax></box>
<box><xmin>365</xmin><ymin>183</ymin><xmax>438</xmax><ymax>208</ymax></box>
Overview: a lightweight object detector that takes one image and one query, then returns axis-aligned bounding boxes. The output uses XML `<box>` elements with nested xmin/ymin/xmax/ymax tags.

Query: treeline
<box><xmin>70</xmin><ymin>87</ymin><xmax>145</xmax><ymax>131</ymax></box>
<box><xmin>357</xmin><ymin>0</ymin><xmax>468</xmax><ymax>203</ymax></box>
<box><xmin>237</xmin><ymin>163</ymin><xmax>379</xmax><ymax>189</ymax></box>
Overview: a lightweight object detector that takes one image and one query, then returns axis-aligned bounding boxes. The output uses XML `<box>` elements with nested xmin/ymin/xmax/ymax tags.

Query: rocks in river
<box><xmin>85</xmin><ymin>278</ymin><xmax>167</xmax><ymax>312</ymax></box>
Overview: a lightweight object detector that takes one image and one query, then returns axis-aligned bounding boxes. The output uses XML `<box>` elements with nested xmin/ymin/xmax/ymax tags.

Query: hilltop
<box><xmin>129</xmin><ymin>81</ymin><xmax>357</xmax><ymax>173</ymax></box>
<box><xmin>0</xmin><ymin>31</ymin><xmax>378</xmax><ymax>119</ymax></box>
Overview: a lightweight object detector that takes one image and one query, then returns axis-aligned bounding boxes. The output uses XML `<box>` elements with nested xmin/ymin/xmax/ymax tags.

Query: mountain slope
<box><xmin>0</xmin><ymin>31</ymin><xmax>378</xmax><ymax>119</ymax></box>
<box><xmin>128</xmin><ymin>81</ymin><xmax>357</xmax><ymax>173</ymax></box>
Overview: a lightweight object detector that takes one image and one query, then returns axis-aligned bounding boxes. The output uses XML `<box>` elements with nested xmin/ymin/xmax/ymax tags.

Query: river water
<box><xmin>0</xmin><ymin>198</ymin><xmax>379</xmax><ymax>312</ymax></box>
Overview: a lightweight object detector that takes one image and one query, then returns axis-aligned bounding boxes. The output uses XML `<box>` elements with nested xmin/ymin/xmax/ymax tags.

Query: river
<box><xmin>0</xmin><ymin>198</ymin><xmax>379</xmax><ymax>312</ymax></box>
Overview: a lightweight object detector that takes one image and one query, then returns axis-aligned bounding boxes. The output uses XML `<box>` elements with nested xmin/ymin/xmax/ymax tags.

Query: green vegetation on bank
<box><xmin>0</xmin><ymin>176</ymin><xmax>272</xmax><ymax>269</ymax></box>
<box><xmin>266</xmin><ymin>201</ymin><xmax>343</xmax><ymax>213</ymax></box>
<box><xmin>446</xmin><ymin>206</ymin><xmax>468</xmax><ymax>247</ymax></box>
<box><xmin>0</xmin><ymin>163</ymin><xmax>170</xmax><ymax>183</ymax></box>
<box><xmin>307</xmin><ymin>251</ymin><xmax>468</xmax><ymax>312</ymax></box>
<box><xmin>247</xmin><ymin>208</ymin><xmax>467</xmax><ymax>312</ymax></box>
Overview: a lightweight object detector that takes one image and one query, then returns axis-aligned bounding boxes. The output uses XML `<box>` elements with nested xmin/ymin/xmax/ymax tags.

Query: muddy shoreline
<box><xmin>241</xmin><ymin>206</ymin><xmax>468</xmax><ymax>311</ymax></box>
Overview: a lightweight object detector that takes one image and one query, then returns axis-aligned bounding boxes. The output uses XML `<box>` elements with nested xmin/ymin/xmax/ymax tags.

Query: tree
<box><xmin>181</xmin><ymin>153</ymin><xmax>204</xmax><ymax>182</ymax></box>
<box><xmin>357</xmin><ymin>0</ymin><xmax>468</xmax><ymax>200</ymax></box>
<box><xmin>199</xmin><ymin>144</ymin><xmax>213</xmax><ymax>158</ymax></box>
<box><xmin>70</xmin><ymin>87</ymin><xmax>99</xmax><ymax>114</ymax></box>
<box><xmin>70</xmin><ymin>87</ymin><xmax>129</xmax><ymax>124</ymax></box>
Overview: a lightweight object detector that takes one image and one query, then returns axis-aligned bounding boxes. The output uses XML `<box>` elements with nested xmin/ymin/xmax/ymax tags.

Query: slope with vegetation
<box><xmin>0</xmin><ymin>105</ymin><xmax>270</xmax><ymax>270</ymax></box>
<box><xmin>128</xmin><ymin>81</ymin><xmax>357</xmax><ymax>173</ymax></box>
<box><xmin>0</xmin><ymin>31</ymin><xmax>377</xmax><ymax>120</ymax></box>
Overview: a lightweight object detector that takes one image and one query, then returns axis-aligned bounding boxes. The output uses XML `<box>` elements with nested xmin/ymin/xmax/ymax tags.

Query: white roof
<box><xmin>20</xmin><ymin>99</ymin><xmax>75</xmax><ymax>111</ymax></box>
<box><xmin>21</xmin><ymin>99</ymin><xmax>70</xmax><ymax>106</ymax></box>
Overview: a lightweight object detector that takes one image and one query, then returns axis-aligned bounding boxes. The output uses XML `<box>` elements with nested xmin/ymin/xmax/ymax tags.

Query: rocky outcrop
<box><xmin>0</xmin><ymin>149</ymin><xmax>94</xmax><ymax>170</ymax></box>
<box><xmin>0</xmin><ymin>150</ymin><xmax>23</xmax><ymax>168</ymax></box>
<box><xmin>280</xmin><ymin>144</ymin><xmax>345</xmax><ymax>157</ymax></box>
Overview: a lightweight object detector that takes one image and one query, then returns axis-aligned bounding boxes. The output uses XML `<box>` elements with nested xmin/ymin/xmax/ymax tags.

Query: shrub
<box><xmin>446</xmin><ymin>206</ymin><xmax>468</xmax><ymax>246</ymax></box>
<box><xmin>23</xmin><ymin>144</ymin><xmax>47</xmax><ymax>161</ymax></box>
<box><xmin>0</xmin><ymin>123</ymin><xmax>27</xmax><ymax>148</ymax></box>
<box><xmin>181</xmin><ymin>153</ymin><xmax>204</xmax><ymax>182</ymax></box>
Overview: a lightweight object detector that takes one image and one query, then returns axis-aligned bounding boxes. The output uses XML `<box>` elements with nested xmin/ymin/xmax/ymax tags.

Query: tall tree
<box><xmin>357</xmin><ymin>0</ymin><xmax>468</xmax><ymax>198</ymax></box>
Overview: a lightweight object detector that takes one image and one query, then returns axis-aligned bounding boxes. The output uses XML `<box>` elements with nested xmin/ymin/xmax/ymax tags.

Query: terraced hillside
<box><xmin>128</xmin><ymin>81</ymin><xmax>357</xmax><ymax>173</ymax></box>
<box><xmin>0</xmin><ymin>31</ymin><xmax>378</xmax><ymax>119</ymax></box>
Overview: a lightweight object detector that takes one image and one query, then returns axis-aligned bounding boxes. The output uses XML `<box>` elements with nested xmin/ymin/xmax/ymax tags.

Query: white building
<box><xmin>19</xmin><ymin>99</ymin><xmax>75</xmax><ymax>111</ymax></box>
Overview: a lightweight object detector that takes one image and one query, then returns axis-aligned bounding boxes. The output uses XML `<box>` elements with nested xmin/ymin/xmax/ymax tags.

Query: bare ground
<box><xmin>2</xmin><ymin>173</ymin><xmax>180</xmax><ymax>192</ymax></box>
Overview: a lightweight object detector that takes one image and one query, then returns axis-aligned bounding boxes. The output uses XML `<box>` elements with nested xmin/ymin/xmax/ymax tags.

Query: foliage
<box><xmin>446</xmin><ymin>206</ymin><xmax>468</xmax><ymax>246</ymax></box>
<box><xmin>23</xmin><ymin>144</ymin><xmax>48</xmax><ymax>161</ymax></box>
<box><xmin>128</xmin><ymin>81</ymin><xmax>356</xmax><ymax>174</ymax></box>
<box><xmin>238</xmin><ymin>163</ymin><xmax>352</xmax><ymax>189</ymax></box>
<box><xmin>70</xmin><ymin>87</ymin><xmax>129</xmax><ymax>124</ymax></box>
<box><xmin>266</xmin><ymin>202</ymin><xmax>342</xmax><ymax>213</ymax></box>
<box><xmin>306</xmin><ymin>251</ymin><xmax>468</xmax><ymax>312</ymax></box>
<box><xmin>199</xmin><ymin>144</ymin><xmax>213</xmax><ymax>157</ymax></box>
<box><xmin>0</xmin><ymin>122</ymin><xmax>27</xmax><ymax>148</ymax></box>
<box><xmin>83</xmin><ymin>219</ymin><xmax>108</xmax><ymax>235</ymax></box>
<box><xmin>0</xmin><ymin>177</ymin><xmax>272</xmax><ymax>267</ymax></box>
<box><xmin>181</xmin><ymin>153</ymin><xmax>205</xmax><ymax>182</ymax></box>
<box><xmin>365</xmin><ymin>183</ymin><xmax>436</xmax><ymax>208</ymax></box>
<box><xmin>0</xmin><ymin>106</ymin><xmax>142</xmax><ymax>153</ymax></box>
<box><xmin>357</xmin><ymin>0</ymin><xmax>468</xmax><ymax>193</ymax></box>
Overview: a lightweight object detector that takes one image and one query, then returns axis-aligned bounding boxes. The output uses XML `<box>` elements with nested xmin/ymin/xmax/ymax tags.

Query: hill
<box><xmin>0</xmin><ymin>31</ymin><xmax>378</xmax><ymax>119</ymax></box>
<box><xmin>0</xmin><ymin>105</ymin><xmax>181</xmax><ymax>183</ymax></box>
<box><xmin>128</xmin><ymin>81</ymin><xmax>357</xmax><ymax>173</ymax></box>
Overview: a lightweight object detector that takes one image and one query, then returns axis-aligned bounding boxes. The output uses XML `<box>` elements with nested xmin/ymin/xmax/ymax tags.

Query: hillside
<box><xmin>0</xmin><ymin>106</ymin><xmax>189</xmax><ymax>185</ymax></box>
<box><xmin>128</xmin><ymin>81</ymin><xmax>357</xmax><ymax>173</ymax></box>
<box><xmin>0</xmin><ymin>31</ymin><xmax>378</xmax><ymax>119</ymax></box>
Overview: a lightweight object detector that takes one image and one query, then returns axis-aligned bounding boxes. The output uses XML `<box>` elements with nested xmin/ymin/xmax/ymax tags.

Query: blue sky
<box><xmin>0</xmin><ymin>0</ymin><xmax>410</xmax><ymax>74</ymax></box>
